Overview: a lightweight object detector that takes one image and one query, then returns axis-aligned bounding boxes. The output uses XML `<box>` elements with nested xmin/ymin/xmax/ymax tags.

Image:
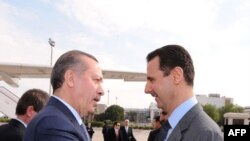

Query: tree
<box><xmin>105</xmin><ymin>105</ymin><xmax>124</xmax><ymax>121</ymax></box>
<box><xmin>94</xmin><ymin>113</ymin><xmax>106</xmax><ymax>121</ymax></box>
<box><xmin>202</xmin><ymin>104</ymin><xmax>220</xmax><ymax>123</ymax></box>
<box><xmin>218</xmin><ymin>103</ymin><xmax>244</xmax><ymax>126</ymax></box>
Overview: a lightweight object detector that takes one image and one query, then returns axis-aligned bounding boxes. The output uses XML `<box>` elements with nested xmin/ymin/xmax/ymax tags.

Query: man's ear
<box><xmin>64</xmin><ymin>70</ymin><xmax>75</xmax><ymax>87</ymax></box>
<box><xmin>26</xmin><ymin>105</ymin><xmax>35</xmax><ymax>117</ymax></box>
<box><xmin>171</xmin><ymin>66</ymin><xmax>184</xmax><ymax>84</ymax></box>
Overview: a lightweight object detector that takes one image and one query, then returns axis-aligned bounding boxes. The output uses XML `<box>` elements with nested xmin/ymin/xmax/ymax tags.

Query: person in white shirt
<box><xmin>120</xmin><ymin>119</ymin><xmax>136</xmax><ymax>141</ymax></box>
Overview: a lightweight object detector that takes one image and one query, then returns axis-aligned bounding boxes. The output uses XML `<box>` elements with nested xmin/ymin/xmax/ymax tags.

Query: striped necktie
<box><xmin>80</xmin><ymin>124</ymin><xmax>91</xmax><ymax>141</ymax></box>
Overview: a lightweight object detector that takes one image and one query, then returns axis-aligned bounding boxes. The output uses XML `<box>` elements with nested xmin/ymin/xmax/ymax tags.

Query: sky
<box><xmin>0</xmin><ymin>0</ymin><xmax>250</xmax><ymax>109</ymax></box>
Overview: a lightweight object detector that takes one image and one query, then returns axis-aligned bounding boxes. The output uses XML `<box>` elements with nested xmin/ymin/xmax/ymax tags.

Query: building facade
<box><xmin>196</xmin><ymin>93</ymin><xmax>233</xmax><ymax>108</ymax></box>
<box><xmin>94</xmin><ymin>93</ymin><xmax>237</xmax><ymax>124</ymax></box>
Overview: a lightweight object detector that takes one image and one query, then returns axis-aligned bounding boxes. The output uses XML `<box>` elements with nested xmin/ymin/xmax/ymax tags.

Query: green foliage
<box><xmin>217</xmin><ymin>103</ymin><xmax>244</xmax><ymax>126</ymax></box>
<box><xmin>202</xmin><ymin>104</ymin><xmax>220</xmax><ymax>122</ymax></box>
<box><xmin>105</xmin><ymin>105</ymin><xmax>124</xmax><ymax>121</ymax></box>
<box><xmin>0</xmin><ymin>117</ymin><xmax>10</xmax><ymax>123</ymax></box>
<box><xmin>94</xmin><ymin>113</ymin><xmax>106</xmax><ymax>121</ymax></box>
<box><xmin>91</xmin><ymin>121</ymin><xmax>104</xmax><ymax>127</ymax></box>
<box><xmin>202</xmin><ymin>103</ymin><xmax>244</xmax><ymax>126</ymax></box>
<box><xmin>94</xmin><ymin>105</ymin><xmax>125</xmax><ymax>122</ymax></box>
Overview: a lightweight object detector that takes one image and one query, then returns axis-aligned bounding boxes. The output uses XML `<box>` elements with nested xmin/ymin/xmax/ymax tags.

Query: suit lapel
<box><xmin>48</xmin><ymin>97</ymin><xmax>85</xmax><ymax>141</ymax></box>
<box><xmin>9</xmin><ymin>119</ymin><xmax>25</xmax><ymax>130</ymax></box>
<box><xmin>128</xmin><ymin>127</ymin><xmax>131</xmax><ymax>134</ymax></box>
<box><xmin>48</xmin><ymin>97</ymin><xmax>77</xmax><ymax>123</ymax></box>
<box><xmin>168</xmin><ymin>104</ymin><xmax>202</xmax><ymax>141</ymax></box>
<box><xmin>168</xmin><ymin>125</ymin><xmax>182</xmax><ymax>141</ymax></box>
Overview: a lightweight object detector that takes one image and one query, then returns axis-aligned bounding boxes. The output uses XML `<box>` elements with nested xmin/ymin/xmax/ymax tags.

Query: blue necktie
<box><xmin>156</xmin><ymin>120</ymin><xmax>171</xmax><ymax>141</ymax></box>
<box><xmin>80</xmin><ymin>124</ymin><xmax>91</xmax><ymax>141</ymax></box>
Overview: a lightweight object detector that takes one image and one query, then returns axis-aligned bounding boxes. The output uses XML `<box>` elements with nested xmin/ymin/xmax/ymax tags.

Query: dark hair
<box><xmin>51</xmin><ymin>50</ymin><xmax>98</xmax><ymax>93</ymax></box>
<box><xmin>16</xmin><ymin>89</ymin><xmax>49</xmax><ymax>115</ymax></box>
<box><xmin>154</xmin><ymin>116</ymin><xmax>160</xmax><ymax>122</ymax></box>
<box><xmin>146</xmin><ymin>44</ymin><xmax>195</xmax><ymax>86</ymax></box>
<box><xmin>161</xmin><ymin>111</ymin><xmax>167</xmax><ymax>115</ymax></box>
<box><xmin>113</xmin><ymin>121</ymin><xmax>120</xmax><ymax>126</ymax></box>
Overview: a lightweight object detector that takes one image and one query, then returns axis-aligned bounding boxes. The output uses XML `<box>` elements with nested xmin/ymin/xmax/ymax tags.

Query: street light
<box><xmin>48</xmin><ymin>38</ymin><xmax>55</xmax><ymax>66</ymax></box>
<box><xmin>116</xmin><ymin>97</ymin><xmax>118</xmax><ymax>105</ymax></box>
<box><xmin>107</xmin><ymin>90</ymin><xmax>110</xmax><ymax>106</ymax></box>
<box><xmin>48</xmin><ymin>38</ymin><xmax>55</xmax><ymax>95</ymax></box>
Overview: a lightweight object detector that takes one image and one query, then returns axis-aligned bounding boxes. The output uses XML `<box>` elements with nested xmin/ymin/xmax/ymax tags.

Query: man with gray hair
<box><xmin>120</xmin><ymin>119</ymin><xmax>137</xmax><ymax>141</ymax></box>
<box><xmin>23</xmin><ymin>50</ymin><xmax>104</xmax><ymax>141</ymax></box>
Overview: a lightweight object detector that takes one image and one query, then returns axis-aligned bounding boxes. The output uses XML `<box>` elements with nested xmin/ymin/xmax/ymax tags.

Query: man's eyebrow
<box><xmin>147</xmin><ymin>76</ymin><xmax>154</xmax><ymax>81</ymax></box>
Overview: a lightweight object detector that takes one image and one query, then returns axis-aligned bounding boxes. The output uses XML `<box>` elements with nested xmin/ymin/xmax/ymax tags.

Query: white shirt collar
<box><xmin>14</xmin><ymin>117</ymin><xmax>27</xmax><ymax>127</ymax></box>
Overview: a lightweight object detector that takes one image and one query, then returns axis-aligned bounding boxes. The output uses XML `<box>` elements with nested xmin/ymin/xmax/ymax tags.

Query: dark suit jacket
<box><xmin>120</xmin><ymin>126</ymin><xmax>136</xmax><ymax>141</ymax></box>
<box><xmin>23</xmin><ymin>97</ymin><xmax>86</xmax><ymax>141</ymax></box>
<box><xmin>0</xmin><ymin>119</ymin><xmax>26</xmax><ymax>141</ymax></box>
<box><xmin>102</xmin><ymin>124</ymin><xmax>110</xmax><ymax>141</ymax></box>
<box><xmin>107</xmin><ymin>127</ymin><xmax>123</xmax><ymax>141</ymax></box>
<box><xmin>86</xmin><ymin>126</ymin><xmax>94</xmax><ymax>139</ymax></box>
<box><xmin>147</xmin><ymin>128</ymin><xmax>160</xmax><ymax>141</ymax></box>
<box><xmin>167</xmin><ymin>104</ymin><xmax>223</xmax><ymax>141</ymax></box>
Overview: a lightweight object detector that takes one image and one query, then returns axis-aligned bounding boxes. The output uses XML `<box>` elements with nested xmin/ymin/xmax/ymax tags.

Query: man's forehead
<box><xmin>147</xmin><ymin>57</ymin><xmax>160</xmax><ymax>70</ymax></box>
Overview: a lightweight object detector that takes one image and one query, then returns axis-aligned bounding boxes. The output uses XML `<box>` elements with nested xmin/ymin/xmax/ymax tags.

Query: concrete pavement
<box><xmin>92</xmin><ymin>127</ymin><xmax>150</xmax><ymax>141</ymax></box>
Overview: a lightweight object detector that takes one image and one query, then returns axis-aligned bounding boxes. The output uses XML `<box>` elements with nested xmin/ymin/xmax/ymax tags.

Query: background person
<box><xmin>86</xmin><ymin>122</ymin><xmax>94</xmax><ymax>140</ymax></box>
<box><xmin>145</xmin><ymin>45</ymin><xmax>223</xmax><ymax>141</ymax></box>
<box><xmin>159</xmin><ymin>111</ymin><xmax>168</xmax><ymax>125</ymax></box>
<box><xmin>0</xmin><ymin>88</ymin><xmax>49</xmax><ymax>141</ymax></box>
<box><xmin>23</xmin><ymin>50</ymin><xmax>104</xmax><ymax>141</ymax></box>
<box><xmin>102</xmin><ymin>120</ymin><xmax>110</xmax><ymax>141</ymax></box>
<box><xmin>107</xmin><ymin>121</ymin><xmax>123</xmax><ymax>141</ymax></box>
<box><xmin>154</xmin><ymin>111</ymin><xmax>169</xmax><ymax>141</ymax></box>
<box><xmin>147</xmin><ymin>116</ymin><xmax>161</xmax><ymax>141</ymax></box>
<box><xmin>120</xmin><ymin>119</ymin><xmax>136</xmax><ymax>141</ymax></box>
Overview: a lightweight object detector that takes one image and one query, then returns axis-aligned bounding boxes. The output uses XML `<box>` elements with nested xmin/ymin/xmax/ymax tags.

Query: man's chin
<box><xmin>156</xmin><ymin>103</ymin><xmax>163</xmax><ymax>109</ymax></box>
<box><xmin>88</xmin><ymin>107</ymin><xmax>97</xmax><ymax>115</ymax></box>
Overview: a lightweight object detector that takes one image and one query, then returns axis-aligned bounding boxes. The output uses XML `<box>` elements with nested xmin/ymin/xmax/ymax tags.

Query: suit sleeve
<box><xmin>34</xmin><ymin>116</ymin><xmax>83</xmax><ymax>141</ymax></box>
<box><xmin>147</xmin><ymin>131</ymin><xmax>153</xmax><ymax>141</ymax></box>
<box><xmin>192</xmin><ymin>129</ymin><xmax>223</xmax><ymax>141</ymax></box>
<box><xmin>130</xmin><ymin>128</ymin><xmax>136</xmax><ymax>141</ymax></box>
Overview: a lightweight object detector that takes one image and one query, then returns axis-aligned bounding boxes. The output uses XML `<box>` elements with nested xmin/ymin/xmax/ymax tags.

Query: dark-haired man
<box><xmin>147</xmin><ymin>116</ymin><xmax>161</xmax><ymax>141</ymax></box>
<box><xmin>0</xmin><ymin>88</ymin><xmax>49</xmax><ymax>141</ymax></box>
<box><xmin>145</xmin><ymin>45</ymin><xmax>223</xmax><ymax>141</ymax></box>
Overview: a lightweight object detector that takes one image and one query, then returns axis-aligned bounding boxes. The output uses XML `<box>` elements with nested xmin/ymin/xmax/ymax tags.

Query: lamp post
<box><xmin>48</xmin><ymin>38</ymin><xmax>55</xmax><ymax>95</ymax></box>
<box><xmin>50</xmin><ymin>47</ymin><xmax>53</xmax><ymax>66</ymax></box>
<box><xmin>107</xmin><ymin>90</ymin><xmax>110</xmax><ymax>106</ymax></box>
<box><xmin>48</xmin><ymin>38</ymin><xmax>55</xmax><ymax>66</ymax></box>
<box><xmin>116</xmin><ymin>97</ymin><xmax>118</xmax><ymax>105</ymax></box>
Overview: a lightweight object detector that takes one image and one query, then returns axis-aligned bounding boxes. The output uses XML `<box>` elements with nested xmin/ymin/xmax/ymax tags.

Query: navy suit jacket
<box><xmin>0</xmin><ymin>119</ymin><xmax>25</xmax><ymax>141</ymax></box>
<box><xmin>23</xmin><ymin>97</ymin><xmax>86</xmax><ymax>141</ymax></box>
